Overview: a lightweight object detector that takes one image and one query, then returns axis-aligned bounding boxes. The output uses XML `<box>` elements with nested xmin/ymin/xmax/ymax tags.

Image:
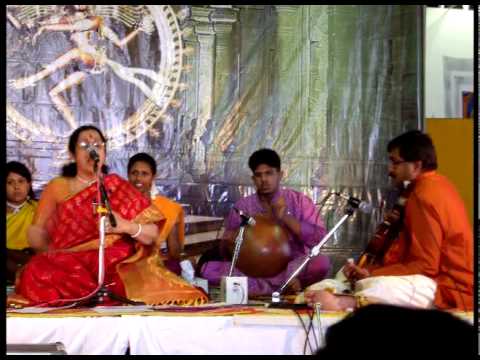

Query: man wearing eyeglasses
<box><xmin>304</xmin><ymin>130</ymin><xmax>473</xmax><ymax>312</ymax></box>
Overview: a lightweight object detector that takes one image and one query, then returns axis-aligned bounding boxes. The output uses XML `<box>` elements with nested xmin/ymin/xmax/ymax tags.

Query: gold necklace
<box><xmin>76</xmin><ymin>175</ymin><xmax>97</xmax><ymax>186</ymax></box>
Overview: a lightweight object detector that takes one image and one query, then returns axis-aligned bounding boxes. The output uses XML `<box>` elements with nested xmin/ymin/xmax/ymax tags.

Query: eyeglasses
<box><xmin>389</xmin><ymin>159</ymin><xmax>407</xmax><ymax>166</ymax></box>
<box><xmin>78</xmin><ymin>141</ymin><xmax>105</xmax><ymax>150</ymax></box>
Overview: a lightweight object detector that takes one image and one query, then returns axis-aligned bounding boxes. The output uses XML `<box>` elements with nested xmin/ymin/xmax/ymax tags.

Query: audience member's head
<box><xmin>316</xmin><ymin>304</ymin><xmax>475</xmax><ymax>357</ymax></box>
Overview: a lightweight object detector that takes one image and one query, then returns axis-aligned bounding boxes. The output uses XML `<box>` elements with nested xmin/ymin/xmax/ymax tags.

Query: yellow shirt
<box><xmin>6</xmin><ymin>200</ymin><xmax>38</xmax><ymax>250</ymax></box>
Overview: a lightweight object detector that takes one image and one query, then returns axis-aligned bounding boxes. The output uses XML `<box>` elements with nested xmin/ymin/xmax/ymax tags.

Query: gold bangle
<box><xmin>356</xmin><ymin>295</ymin><xmax>369</xmax><ymax>308</ymax></box>
<box><xmin>131</xmin><ymin>223</ymin><xmax>142</xmax><ymax>238</ymax></box>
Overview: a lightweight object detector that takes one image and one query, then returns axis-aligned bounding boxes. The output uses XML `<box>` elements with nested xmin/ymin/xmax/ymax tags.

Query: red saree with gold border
<box><xmin>13</xmin><ymin>174</ymin><xmax>207</xmax><ymax>306</ymax></box>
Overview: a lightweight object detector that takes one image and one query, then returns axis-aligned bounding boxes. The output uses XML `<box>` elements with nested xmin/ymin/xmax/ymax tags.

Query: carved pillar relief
<box><xmin>239</xmin><ymin>5</ymin><xmax>272</xmax><ymax>147</ymax></box>
<box><xmin>272</xmin><ymin>6</ymin><xmax>307</xmax><ymax>185</ymax></box>
<box><xmin>306</xmin><ymin>6</ymin><xmax>329</xmax><ymax>185</ymax></box>
<box><xmin>208</xmin><ymin>7</ymin><xmax>238</xmax><ymax>175</ymax></box>
<box><xmin>191</xmin><ymin>7</ymin><xmax>216</xmax><ymax>176</ymax></box>
<box><xmin>189</xmin><ymin>6</ymin><xmax>238</xmax><ymax>177</ymax></box>
<box><xmin>211</xmin><ymin>7</ymin><xmax>238</xmax><ymax>109</ymax></box>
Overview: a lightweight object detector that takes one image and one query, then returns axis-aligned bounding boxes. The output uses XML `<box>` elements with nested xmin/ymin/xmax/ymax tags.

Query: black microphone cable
<box><xmin>303</xmin><ymin>309</ymin><xmax>313</xmax><ymax>355</ymax></box>
<box><xmin>293</xmin><ymin>307</ymin><xmax>314</xmax><ymax>355</ymax></box>
<box><xmin>306</xmin><ymin>307</ymin><xmax>320</xmax><ymax>353</ymax></box>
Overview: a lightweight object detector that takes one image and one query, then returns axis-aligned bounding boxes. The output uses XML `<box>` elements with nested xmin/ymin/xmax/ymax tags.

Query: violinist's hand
<box><xmin>304</xmin><ymin>289</ymin><xmax>343</xmax><ymax>310</ymax></box>
<box><xmin>343</xmin><ymin>261</ymin><xmax>370</xmax><ymax>282</ymax></box>
<box><xmin>383</xmin><ymin>208</ymin><xmax>401</xmax><ymax>224</ymax></box>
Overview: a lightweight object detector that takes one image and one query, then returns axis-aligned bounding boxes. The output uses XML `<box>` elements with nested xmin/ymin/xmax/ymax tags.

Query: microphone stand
<box><xmin>220</xmin><ymin>214</ymin><xmax>251</xmax><ymax>304</ymax></box>
<box><xmin>228</xmin><ymin>216</ymin><xmax>250</xmax><ymax>276</ymax></box>
<box><xmin>271</xmin><ymin>201</ymin><xmax>359</xmax><ymax>305</ymax></box>
<box><xmin>86</xmin><ymin>160</ymin><xmax>142</xmax><ymax>306</ymax></box>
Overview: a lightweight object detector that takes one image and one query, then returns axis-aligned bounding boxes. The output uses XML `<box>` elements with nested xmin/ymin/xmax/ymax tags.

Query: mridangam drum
<box><xmin>228</xmin><ymin>214</ymin><xmax>291</xmax><ymax>278</ymax></box>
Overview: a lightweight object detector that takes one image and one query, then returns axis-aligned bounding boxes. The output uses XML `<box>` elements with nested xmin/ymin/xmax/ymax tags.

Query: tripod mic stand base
<box><xmin>271</xmin><ymin>291</ymin><xmax>281</xmax><ymax>303</ymax></box>
<box><xmin>267</xmin><ymin>302</ymin><xmax>310</xmax><ymax>309</ymax></box>
<box><xmin>267</xmin><ymin>291</ymin><xmax>309</xmax><ymax>309</ymax></box>
<box><xmin>83</xmin><ymin>286</ymin><xmax>144</xmax><ymax>307</ymax></box>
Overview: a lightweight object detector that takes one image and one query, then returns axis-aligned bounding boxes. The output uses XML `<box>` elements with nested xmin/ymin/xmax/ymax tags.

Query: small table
<box><xmin>183</xmin><ymin>215</ymin><xmax>224</xmax><ymax>257</ymax></box>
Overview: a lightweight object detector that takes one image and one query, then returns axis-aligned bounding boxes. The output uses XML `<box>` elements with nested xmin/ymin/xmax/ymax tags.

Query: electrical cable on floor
<box><xmin>293</xmin><ymin>308</ymin><xmax>314</xmax><ymax>355</ymax></box>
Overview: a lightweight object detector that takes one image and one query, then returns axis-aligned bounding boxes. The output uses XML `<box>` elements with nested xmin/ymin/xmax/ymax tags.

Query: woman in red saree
<box><xmin>8</xmin><ymin>125</ymin><xmax>207</xmax><ymax>307</ymax></box>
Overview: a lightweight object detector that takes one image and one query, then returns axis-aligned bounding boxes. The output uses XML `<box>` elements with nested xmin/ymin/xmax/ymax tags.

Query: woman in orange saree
<box><xmin>127</xmin><ymin>152</ymin><xmax>185</xmax><ymax>276</ymax></box>
<box><xmin>8</xmin><ymin>125</ymin><xmax>207</xmax><ymax>307</ymax></box>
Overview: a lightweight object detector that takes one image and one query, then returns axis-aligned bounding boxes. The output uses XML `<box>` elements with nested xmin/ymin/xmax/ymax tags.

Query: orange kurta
<box><xmin>368</xmin><ymin>171</ymin><xmax>473</xmax><ymax>310</ymax></box>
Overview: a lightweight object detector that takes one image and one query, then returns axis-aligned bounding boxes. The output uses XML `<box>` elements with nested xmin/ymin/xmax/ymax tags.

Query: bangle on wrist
<box><xmin>131</xmin><ymin>223</ymin><xmax>142</xmax><ymax>238</ymax></box>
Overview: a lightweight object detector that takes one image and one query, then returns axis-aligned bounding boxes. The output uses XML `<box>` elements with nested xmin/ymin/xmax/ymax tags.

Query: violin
<box><xmin>304</xmin><ymin>182</ymin><xmax>415</xmax><ymax>298</ymax></box>
<box><xmin>357</xmin><ymin>180</ymin><xmax>415</xmax><ymax>269</ymax></box>
<box><xmin>227</xmin><ymin>214</ymin><xmax>291</xmax><ymax>278</ymax></box>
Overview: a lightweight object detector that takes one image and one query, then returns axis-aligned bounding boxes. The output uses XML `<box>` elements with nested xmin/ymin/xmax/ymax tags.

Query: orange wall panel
<box><xmin>426</xmin><ymin>118</ymin><xmax>473</xmax><ymax>225</ymax></box>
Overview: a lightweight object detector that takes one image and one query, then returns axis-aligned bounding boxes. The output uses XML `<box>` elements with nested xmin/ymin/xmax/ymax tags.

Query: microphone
<box><xmin>233</xmin><ymin>207</ymin><xmax>256</xmax><ymax>226</ymax></box>
<box><xmin>334</xmin><ymin>193</ymin><xmax>373</xmax><ymax>214</ymax></box>
<box><xmin>86</xmin><ymin>144</ymin><xmax>100</xmax><ymax>162</ymax></box>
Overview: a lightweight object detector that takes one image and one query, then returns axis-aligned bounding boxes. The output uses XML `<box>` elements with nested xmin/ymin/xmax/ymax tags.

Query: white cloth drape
<box><xmin>126</xmin><ymin>315</ymin><xmax>341</xmax><ymax>355</ymax></box>
<box><xmin>6</xmin><ymin>317</ymin><xmax>129</xmax><ymax>355</ymax></box>
<box><xmin>7</xmin><ymin>312</ymin><xmax>345</xmax><ymax>355</ymax></box>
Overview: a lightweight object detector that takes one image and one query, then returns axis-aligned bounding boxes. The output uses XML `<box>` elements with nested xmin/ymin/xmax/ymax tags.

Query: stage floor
<box><xmin>7</xmin><ymin>303</ymin><xmax>347</xmax><ymax>355</ymax></box>
<box><xmin>7</xmin><ymin>303</ymin><xmax>473</xmax><ymax>355</ymax></box>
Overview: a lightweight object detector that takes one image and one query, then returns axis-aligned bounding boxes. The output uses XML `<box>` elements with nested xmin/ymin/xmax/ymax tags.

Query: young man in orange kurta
<box><xmin>305</xmin><ymin>130</ymin><xmax>473</xmax><ymax>311</ymax></box>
